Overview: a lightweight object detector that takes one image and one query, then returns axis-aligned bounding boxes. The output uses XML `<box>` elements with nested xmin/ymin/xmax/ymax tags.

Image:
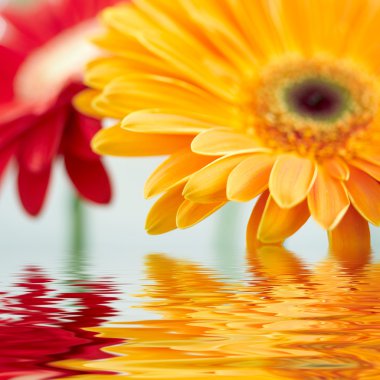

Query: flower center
<box><xmin>286</xmin><ymin>79</ymin><xmax>347</xmax><ymax>121</ymax></box>
<box><xmin>253</xmin><ymin>57</ymin><xmax>378</xmax><ymax>157</ymax></box>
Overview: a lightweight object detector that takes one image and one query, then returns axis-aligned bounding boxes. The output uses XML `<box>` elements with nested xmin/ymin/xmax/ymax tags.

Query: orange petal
<box><xmin>191</xmin><ymin>128</ymin><xmax>265</xmax><ymax>156</ymax></box>
<box><xmin>308</xmin><ymin>168</ymin><xmax>350</xmax><ymax>230</ymax></box>
<box><xmin>350</xmin><ymin>158</ymin><xmax>380</xmax><ymax>181</ymax></box>
<box><xmin>91</xmin><ymin>126</ymin><xmax>193</xmax><ymax>156</ymax></box>
<box><xmin>323</xmin><ymin>157</ymin><xmax>350</xmax><ymax>180</ymax></box>
<box><xmin>85</xmin><ymin>57</ymin><xmax>133</xmax><ymax>90</ymax></box>
<box><xmin>102</xmin><ymin>3</ymin><xmax>240</xmax><ymax>103</ymax></box>
<box><xmin>357</xmin><ymin>146</ymin><xmax>380</xmax><ymax>166</ymax></box>
<box><xmin>257</xmin><ymin>196</ymin><xmax>310</xmax><ymax>244</ymax></box>
<box><xmin>179</xmin><ymin>0</ymin><xmax>258</xmax><ymax>75</ymax></box>
<box><xmin>183</xmin><ymin>154</ymin><xmax>250</xmax><ymax>203</ymax></box>
<box><xmin>122</xmin><ymin>109</ymin><xmax>214</xmax><ymax>135</ymax></box>
<box><xmin>228</xmin><ymin>0</ymin><xmax>285</xmax><ymax>61</ymax></box>
<box><xmin>346</xmin><ymin>166</ymin><xmax>380</xmax><ymax>226</ymax></box>
<box><xmin>329</xmin><ymin>207</ymin><xmax>371</xmax><ymax>268</ymax></box>
<box><xmin>93</xmin><ymin>74</ymin><xmax>236</xmax><ymax>122</ymax></box>
<box><xmin>84</xmin><ymin>55</ymin><xmax>173</xmax><ymax>90</ymax></box>
<box><xmin>227</xmin><ymin>153</ymin><xmax>275</xmax><ymax>201</ymax></box>
<box><xmin>145</xmin><ymin>184</ymin><xmax>184</xmax><ymax>235</ymax></box>
<box><xmin>93</xmin><ymin>15</ymin><xmax>178</xmax><ymax>78</ymax></box>
<box><xmin>73</xmin><ymin>89</ymin><xmax>103</xmax><ymax>119</ymax></box>
<box><xmin>144</xmin><ymin>148</ymin><xmax>214</xmax><ymax>198</ymax></box>
<box><xmin>246</xmin><ymin>191</ymin><xmax>269</xmax><ymax>252</ymax></box>
<box><xmin>269</xmin><ymin>154</ymin><xmax>317</xmax><ymax>208</ymax></box>
<box><xmin>177</xmin><ymin>200</ymin><xmax>226</xmax><ymax>229</ymax></box>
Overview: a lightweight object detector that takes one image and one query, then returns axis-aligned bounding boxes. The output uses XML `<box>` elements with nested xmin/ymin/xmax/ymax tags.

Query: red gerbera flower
<box><xmin>0</xmin><ymin>0</ymin><xmax>117</xmax><ymax>215</ymax></box>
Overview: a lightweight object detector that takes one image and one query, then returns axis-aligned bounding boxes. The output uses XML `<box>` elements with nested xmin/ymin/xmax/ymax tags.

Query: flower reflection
<box><xmin>60</xmin><ymin>246</ymin><xmax>380</xmax><ymax>379</ymax></box>
<box><xmin>0</xmin><ymin>267</ymin><xmax>120</xmax><ymax>379</ymax></box>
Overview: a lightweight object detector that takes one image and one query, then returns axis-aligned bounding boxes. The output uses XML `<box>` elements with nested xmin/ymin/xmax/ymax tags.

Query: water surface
<box><xmin>1</xmin><ymin>246</ymin><xmax>380</xmax><ymax>379</ymax></box>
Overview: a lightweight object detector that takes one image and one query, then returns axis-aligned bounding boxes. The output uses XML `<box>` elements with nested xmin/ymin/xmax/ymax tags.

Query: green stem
<box><xmin>69</xmin><ymin>194</ymin><xmax>86</xmax><ymax>277</ymax></box>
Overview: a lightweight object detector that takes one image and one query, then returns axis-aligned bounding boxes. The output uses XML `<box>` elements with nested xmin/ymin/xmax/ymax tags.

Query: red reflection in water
<box><xmin>0</xmin><ymin>266</ymin><xmax>121</xmax><ymax>379</ymax></box>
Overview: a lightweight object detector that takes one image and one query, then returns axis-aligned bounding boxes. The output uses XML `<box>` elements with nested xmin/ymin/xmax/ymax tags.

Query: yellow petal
<box><xmin>346</xmin><ymin>166</ymin><xmax>380</xmax><ymax>226</ymax></box>
<box><xmin>323</xmin><ymin>157</ymin><xmax>350</xmax><ymax>180</ymax></box>
<box><xmin>101</xmin><ymin>4</ymin><xmax>154</xmax><ymax>37</ymax></box>
<box><xmin>73</xmin><ymin>89</ymin><xmax>103</xmax><ymax>118</ymax></box>
<box><xmin>191</xmin><ymin>128</ymin><xmax>265</xmax><ymax>156</ymax></box>
<box><xmin>257</xmin><ymin>196</ymin><xmax>310</xmax><ymax>244</ymax></box>
<box><xmin>227</xmin><ymin>0</ymin><xmax>285</xmax><ymax>61</ymax></box>
<box><xmin>102</xmin><ymin>3</ymin><xmax>240</xmax><ymax>102</ymax></box>
<box><xmin>179</xmin><ymin>0</ymin><xmax>258</xmax><ymax>75</ymax></box>
<box><xmin>92</xmin><ymin>74</ymin><xmax>235</xmax><ymax>122</ymax></box>
<box><xmin>144</xmin><ymin>148</ymin><xmax>214</xmax><ymax>198</ymax></box>
<box><xmin>350</xmin><ymin>158</ymin><xmax>380</xmax><ymax>181</ymax></box>
<box><xmin>92</xmin><ymin>126</ymin><xmax>193</xmax><ymax>156</ymax></box>
<box><xmin>269</xmin><ymin>154</ymin><xmax>317</xmax><ymax>208</ymax></box>
<box><xmin>145</xmin><ymin>184</ymin><xmax>184</xmax><ymax>235</ymax></box>
<box><xmin>246</xmin><ymin>191</ymin><xmax>269</xmax><ymax>252</ymax></box>
<box><xmin>183</xmin><ymin>154</ymin><xmax>250</xmax><ymax>203</ymax></box>
<box><xmin>85</xmin><ymin>57</ymin><xmax>141</xmax><ymax>90</ymax></box>
<box><xmin>122</xmin><ymin>109</ymin><xmax>214</xmax><ymax>135</ymax></box>
<box><xmin>92</xmin><ymin>28</ymin><xmax>134</xmax><ymax>56</ymax></box>
<box><xmin>308</xmin><ymin>168</ymin><xmax>350</xmax><ymax>230</ymax></box>
<box><xmin>92</xmin><ymin>28</ymin><xmax>176</xmax><ymax>77</ymax></box>
<box><xmin>227</xmin><ymin>153</ymin><xmax>275</xmax><ymax>202</ymax></box>
<box><xmin>328</xmin><ymin>207</ymin><xmax>371</xmax><ymax>267</ymax></box>
<box><xmin>357</xmin><ymin>146</ymin><xmax>380</xmax><ymax>166</ymax></box>
<box><xmin>176</xmin><ymin>200</ymin><xmax>225</xmax><ymax>229</ymax></box>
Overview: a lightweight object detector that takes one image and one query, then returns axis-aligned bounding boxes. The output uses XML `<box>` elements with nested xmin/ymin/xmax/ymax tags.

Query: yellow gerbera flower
<box><xmin>78</xmin><ymin>0</ymin><xmax>380</xmax><ymax>247</ymax></box>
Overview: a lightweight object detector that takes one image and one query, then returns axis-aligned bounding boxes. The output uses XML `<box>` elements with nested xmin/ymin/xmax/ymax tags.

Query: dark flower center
<box><xmin>286</xmin><ymin>79</ymin><xmax>347</xmax><ymax>121</ymax></box>
<box><xmin>254</xmin><ymin>57</ymin><xmax>378</xmax><ymax>157</ymax></box>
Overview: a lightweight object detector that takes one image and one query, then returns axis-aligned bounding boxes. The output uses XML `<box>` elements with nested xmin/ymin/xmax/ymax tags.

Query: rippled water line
<box><xmin>1</xmin><ymin>246</ymin><xmax>380</xmax><ymax>379</ymax></box>
<box><xmin>46</xmin><ymin>249</ymin><xmax>380</xmax><ymax>379</ymax></box>
<box><xmin>0</xmin><ymin>266</ymin><xmax>125</xmax><ymax>379</ymax></box>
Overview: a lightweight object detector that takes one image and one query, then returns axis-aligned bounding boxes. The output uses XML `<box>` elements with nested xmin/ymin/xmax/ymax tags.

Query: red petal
<box><xmin>65</xmin><ymin>154</ymin><xmax>112</xmax><ymax>204</ymax></box>
<box><xmin>18</xmin><ymin>108</ymin><xmax>66</xmax><ymax>172</ymax></box>
<box><xmin>17</xmin><ymin>164</ymin><xmax>51</xmax><ymax>216</ymax></box>
<box><xmin>62</xmin><ymin>112</ymin><xmax>101</xmax><ymax>160</ymax></box>
<box><xmin>3</xmin><ymin>1</ymin><xmax>68</xmax><ymax>46</ymax></box>
<box><xmin>0</xmin><ymin>143</ymin><xmax>16</xmax><ymax>183</ymax></box>
<box><xmin>2</xmin><ymin>0</ymin><xmax>121</xmax><ymax>47</ymax></box>
<box><xmin>0</xmin><ymin>102</ymin><xmax>35</xmax><ymax>151</ymax></box>
<box><xmin>0</xmin><ymin>46</ymin><xmax>23</xmax><ymax>103</ymax></box>
<box><xmin>1</xmin><ymin>3</ymin><xmax>57</xmax><ymax>50</ymax></box>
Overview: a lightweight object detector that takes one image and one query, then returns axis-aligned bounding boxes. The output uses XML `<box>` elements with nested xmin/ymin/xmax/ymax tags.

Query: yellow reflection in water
<box><xmin>56</xmin><ymin>246</ymin><xmax>380</xmax><ymax>379</ymax></box>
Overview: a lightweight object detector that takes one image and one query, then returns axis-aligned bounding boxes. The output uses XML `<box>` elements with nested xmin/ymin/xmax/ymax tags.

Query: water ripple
<box><xmin>2</xmin><ymin>246</ymin><xmax>380</xmax><ymax>379</ymax></box>
<box><xmin>59</xmin><ymin>247</ymin><xmax>380</xmax><ymax>379</ymax></box>
<box><xmin>0</xmin><ymin>266</ymin><xmax>121</xmax><ymax>379</ymax></box>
